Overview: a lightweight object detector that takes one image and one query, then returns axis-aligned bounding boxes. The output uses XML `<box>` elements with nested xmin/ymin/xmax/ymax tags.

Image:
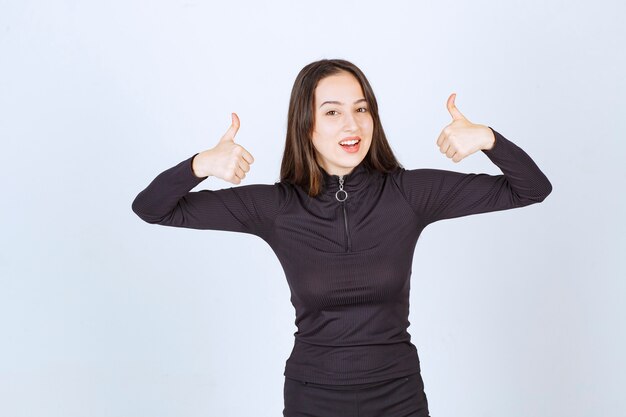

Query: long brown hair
<box><xmin>279</xmin><ymin>59</ymin><xmax>403</xmax><ymax>197</ymax></box>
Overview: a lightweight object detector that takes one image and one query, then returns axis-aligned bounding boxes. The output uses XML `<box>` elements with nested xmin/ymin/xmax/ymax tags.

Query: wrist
<box><xmin>482</xmin><ymin>126</ymin><xmax>496</xmax><ymax>151</ymax></box>
<box><xmin>192</xmin><ymin>152</ymin><xmax>210</xmax><ymax>178</ymax></box>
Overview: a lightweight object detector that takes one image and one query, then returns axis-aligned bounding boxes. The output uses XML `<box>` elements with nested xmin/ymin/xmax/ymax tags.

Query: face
<box><xmin>311</xmin><ymin>71</ymin><xmax>374</xmax><ymax>176</ymax></box>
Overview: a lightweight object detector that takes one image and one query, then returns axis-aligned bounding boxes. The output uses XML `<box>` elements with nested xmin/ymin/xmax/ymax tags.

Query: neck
<box><xmin>321</xmin><ymin>165</ymin><xmax>356</xmax><ymax>178</ymax></box>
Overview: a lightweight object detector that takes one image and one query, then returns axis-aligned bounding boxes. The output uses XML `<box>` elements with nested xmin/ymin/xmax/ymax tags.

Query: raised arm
<box><xmin>391</xmin><ymin>94</ymin><xmax>552</xmax><ymax>226</ymax></box>
<box><xmin>392</xmin><ymin>127</ymin><xmax>552</xmax><ymax>226</ymax></box>
<box><xmin>132</xmin><ymin>153</ymin><xmax>289</xmax><ymax>236</ymax></box>
<box><xmin>131</xmin><ymin>113</ymin><xmax>290</xmax><ymax>237</ymax></box>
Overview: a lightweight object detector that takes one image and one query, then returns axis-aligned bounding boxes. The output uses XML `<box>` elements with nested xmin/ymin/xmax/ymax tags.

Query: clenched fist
<box><xmin>192</xmin><ymin>113</ymin><xmax>255</xmax><ymax>184</ymax></box>
<box><xmin>436</xmin><ymin>93</ymin><xmax>496</xmax><ymax>163</ymax></box>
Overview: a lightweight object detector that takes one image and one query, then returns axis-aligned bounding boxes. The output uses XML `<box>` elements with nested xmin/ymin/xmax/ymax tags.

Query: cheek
<box><xmin>317</xmin><ymin>121</ymin><xmax>338</xmax><ymax>138</ymax></box>
<box><xmin>364</xmin><ymin>116</ymin><xmax>374</xmax><ymax>132</ymax></box>
<box><xmin>314</xmin><ymin>127</ymin><xmax>338</xmax><ymax>147</ymax></box>
<box><xmin>311</xmin><ymin>135</ymin><xmax>333</xmax><ymax>156</ymax></box>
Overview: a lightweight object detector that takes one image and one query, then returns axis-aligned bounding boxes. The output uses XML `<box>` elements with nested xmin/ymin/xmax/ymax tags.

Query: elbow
<box><xmin>131</xmin><ymin>196</ymin><xmax>163</xmax><ymax>224</ymax></box>
<box><xmin>541</xmin><ymin>178</ymin><xmax>553</xmax><ymax>201</ymax></box>
<box><xmin>520</xmin><ymin>178</ymin><xmax>553</xmax><ymax>205</ymax></box>
<box><xmin>534</xmin><ymin>177</ymin><xmax>553</xmax><ymax>202</ymax></box>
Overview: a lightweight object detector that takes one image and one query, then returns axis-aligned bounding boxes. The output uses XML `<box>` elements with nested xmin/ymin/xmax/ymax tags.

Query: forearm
<box><xmin>132</xmin><ymin>154</ymin><xmax>205</xmax><ymax>224</ymax></box>
<box><xmin>482</xmin><ymin>127</ymin><xmax>552</xmax><ymax>203</ymax></box>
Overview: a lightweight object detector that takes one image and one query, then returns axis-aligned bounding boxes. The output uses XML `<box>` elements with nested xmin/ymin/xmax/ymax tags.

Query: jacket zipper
<box><xmin>336</xmin><ymin>175</ymin><xmax>352</xmax><ymax>252</ymax></box>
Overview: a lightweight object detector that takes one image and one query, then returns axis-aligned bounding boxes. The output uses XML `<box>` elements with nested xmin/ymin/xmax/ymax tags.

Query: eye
<box><xmin>325</xmin><ymin>108</ymin><xmax>368</xmax><ymax>116</ymax></box>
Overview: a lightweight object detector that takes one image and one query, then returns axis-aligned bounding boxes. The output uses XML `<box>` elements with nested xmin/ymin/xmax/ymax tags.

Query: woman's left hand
<box><xmin>436</xmin><ymin>93</ymin><xmax>496</xmax><ymax>163</ymax></box>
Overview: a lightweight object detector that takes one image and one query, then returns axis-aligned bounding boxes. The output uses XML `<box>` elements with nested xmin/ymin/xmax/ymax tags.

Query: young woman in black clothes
<box><xmin>132</xmin><ymin>58</ymin><xmax>552</xmax><ymax>417</ymax></box>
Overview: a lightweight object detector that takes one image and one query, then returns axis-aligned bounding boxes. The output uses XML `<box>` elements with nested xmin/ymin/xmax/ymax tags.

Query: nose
<box><xmin>343</xmin><ymin>111</ymin><xmax>358</xmax><ymax>132</ymax></box>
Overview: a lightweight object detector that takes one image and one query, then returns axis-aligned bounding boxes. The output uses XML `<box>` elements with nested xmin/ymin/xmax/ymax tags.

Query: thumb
<box><xmin>219</xmin><ymin>112</ymin><xmax>240</xmax><ymax>143</ymax></box>
<box><xmin>446</xmin><ymin>93</ymin><xmax>467</xmax><ymax>121</ymax></box>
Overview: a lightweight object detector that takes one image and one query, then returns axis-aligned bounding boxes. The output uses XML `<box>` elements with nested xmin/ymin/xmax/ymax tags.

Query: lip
<box><xmin>338</xmin><ymin>136</ymin><xmax>361</xmax><ymax>144</ymax></box>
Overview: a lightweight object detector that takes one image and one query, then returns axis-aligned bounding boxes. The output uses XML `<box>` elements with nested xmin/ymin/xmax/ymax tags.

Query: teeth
<box><xmin>340</xmin><ymin>139</ymin><xmax>360</xmax><ymax>145</ymax></box>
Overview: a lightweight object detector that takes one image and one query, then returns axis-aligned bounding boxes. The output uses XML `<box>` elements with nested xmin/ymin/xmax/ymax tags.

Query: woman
<box><xmin>132</xmin><ymin>58</ymin><xmax>552</xmax><ymax>417</ymax></box>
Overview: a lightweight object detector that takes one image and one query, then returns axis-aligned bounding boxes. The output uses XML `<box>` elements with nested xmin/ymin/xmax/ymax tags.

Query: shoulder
<box><xmin>211</xmin><ymin>180</ymin><xmax>293</xmax><ymax>213</ymax></box>
<box><xmin>385</xmin><ymin>166</ymin><xmax>464</xmax><ymax>199</ymax></box>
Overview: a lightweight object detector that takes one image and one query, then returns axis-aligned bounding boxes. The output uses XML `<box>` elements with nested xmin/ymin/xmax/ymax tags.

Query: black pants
<box><xmin>283</xmin><ymin>371</ymin><xmax>430</xmax><ymax>417</ymax></box>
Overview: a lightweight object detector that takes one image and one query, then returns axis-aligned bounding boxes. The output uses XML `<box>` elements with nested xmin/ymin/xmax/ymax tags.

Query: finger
<box><xmin>220</xmin><ymin>112</ymin><xmax>241</xmax><ymax>143</ymax></box>
<box><xmin>437</xmin><ymin>130</ymin><xmax>450</xmax><ymax>153</ymax></box>
<box><xmin>238</xmin><ymin>158</ymin><xmax>250</xmax><ymax>173</ymax></box>
<box><xmin>436</xmin><ymin>129</ymin><xmax>446</xmax><ymax>147</ymax></box>
<box><xmin>446</xmin><ymin>93</ymin><xmax>467</xmax><ymax>121</ymax></box>
<box><xmin>240</xmin><ymin>148</ymin><xmax>255</xmax><ymax>165</ymax></box>
<box><xmin>234</xmin><ymin>166</ymin><xmax>245</xmax><ymax>179</ymax></box>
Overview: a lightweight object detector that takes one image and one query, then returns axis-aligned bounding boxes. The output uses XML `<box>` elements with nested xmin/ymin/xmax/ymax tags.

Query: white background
<box><xmin>1</xmin><ymin>1</ymin><xmax>624</xmax><ymax>416</ymax></box>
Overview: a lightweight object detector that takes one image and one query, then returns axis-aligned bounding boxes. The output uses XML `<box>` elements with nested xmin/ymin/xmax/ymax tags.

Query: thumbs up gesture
<box><xmin>192</xmin><ymin>113</ymin><xmax>255</xmax><ymax>184</ymax></box>
<box><xmin>436</xmin><ymin>93</ymin><xmax>496</xmax><ymax>163</ymax></box>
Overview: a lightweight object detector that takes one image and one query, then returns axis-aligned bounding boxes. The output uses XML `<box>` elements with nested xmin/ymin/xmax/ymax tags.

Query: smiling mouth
<box><xmin>339</xmin><ymin>138</ymin><xmax>361</xmax><ymax>153</ymax></box>
<box><xmin>339</xmin><ymin>138</ymin><xmax>361</xmax><ymax>146</ymax></box>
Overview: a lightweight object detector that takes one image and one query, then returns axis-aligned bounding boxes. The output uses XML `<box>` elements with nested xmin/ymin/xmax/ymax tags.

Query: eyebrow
<box><xmin>319</xmin><ymin>98</ymin><xmax>368</xmax><ymax>108</ymax></box>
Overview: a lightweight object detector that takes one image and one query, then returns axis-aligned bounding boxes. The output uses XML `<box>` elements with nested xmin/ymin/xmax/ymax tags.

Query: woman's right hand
<box><xmin>192</xmin><ymin>113</ymin><xmax>255</xmax><ymax>184</ymax></box>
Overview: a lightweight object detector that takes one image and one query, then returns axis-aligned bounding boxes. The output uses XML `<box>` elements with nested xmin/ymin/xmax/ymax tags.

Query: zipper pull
<box><xmin>335</xmin><ymin>175</ymin><xmax>348</xmax><ymax>202</ymax></box>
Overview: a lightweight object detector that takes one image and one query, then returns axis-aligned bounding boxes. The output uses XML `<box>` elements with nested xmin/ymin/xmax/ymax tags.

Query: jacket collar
<box><xmin>320</xmin><ymin>161</ymin><xmax>372</xmax><ymax>197</ymax></box>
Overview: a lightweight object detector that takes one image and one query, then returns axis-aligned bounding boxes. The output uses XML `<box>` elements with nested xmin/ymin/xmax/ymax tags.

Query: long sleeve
<box><xmin>391</xmin><ymin>127</ymin><xmax>552</xmax><ymax>226</ymax></box>
<box><xmin>131</xmin><ymin>153</ymin><xmax>290</xmax><ymax>237</ymax></box>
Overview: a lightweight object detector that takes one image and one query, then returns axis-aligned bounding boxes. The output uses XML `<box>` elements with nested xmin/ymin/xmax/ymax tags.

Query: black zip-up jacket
<box><xmin>132</xmin><ymin>127</ymin><xmax>552</xmax><ymax>385</ymax></box>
